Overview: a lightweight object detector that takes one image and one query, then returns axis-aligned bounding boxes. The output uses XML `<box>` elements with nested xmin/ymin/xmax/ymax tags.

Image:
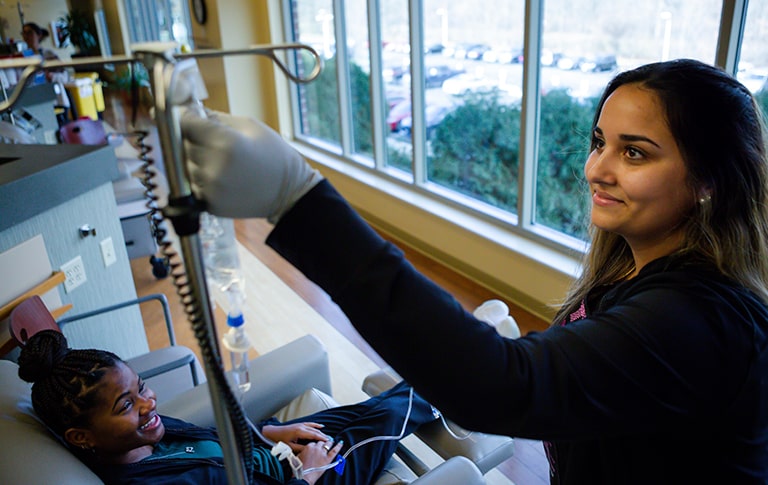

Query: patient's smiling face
<box><xmin>65</xmin><ymin>362</ymin><xmax>165</xmax><ymax>464</ymax></box>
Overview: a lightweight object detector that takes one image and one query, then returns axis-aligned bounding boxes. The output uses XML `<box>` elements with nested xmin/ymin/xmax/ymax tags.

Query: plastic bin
<box><xmin>75</xmin><ymin>72</ymin><xmax>105</xmax><ymax>113</ymax></box>
<box><xmin>65</xmin><ymin>77</ymin><xmax>99</xmax><ymax>120</ymax></box>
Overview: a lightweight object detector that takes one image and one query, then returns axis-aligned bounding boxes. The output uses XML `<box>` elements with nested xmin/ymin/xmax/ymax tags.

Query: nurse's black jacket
<box><xmin>267</xmin><ymin>180</ymin><xmax>768</xmax><ymax>483</ymax></box>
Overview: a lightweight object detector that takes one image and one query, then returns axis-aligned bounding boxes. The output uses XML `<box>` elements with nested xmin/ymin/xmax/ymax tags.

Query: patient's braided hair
<box><xmin>17</xmin><ymin>330</ymin><xmax>122</xmax><ymax>439</ymax></box>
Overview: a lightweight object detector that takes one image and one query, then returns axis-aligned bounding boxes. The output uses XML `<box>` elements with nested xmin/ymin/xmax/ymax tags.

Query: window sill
<box><xmin>293</xmin><ymin>142</ymin><xmax>580</xmax><ymax>320</ymax></box>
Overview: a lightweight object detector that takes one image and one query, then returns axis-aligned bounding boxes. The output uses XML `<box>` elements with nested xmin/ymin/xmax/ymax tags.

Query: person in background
<box><xmin>18</xmin><ymin>330</ymin><xmax>441</xmax><ymax>485</ymax></box>
<box><xmin>181</xmin><ymin>58</ymin><xmax>768</xmax><ymax>483</ymax></box>
<box><xmin>21</xmin><ymin>21</ymin><xmax>74</xmax><ymax>105</ymax></box>
<box><xmin>21</xmin><ymin>22</ymin><xmax>59</xmax><ymax>62</ymax></box>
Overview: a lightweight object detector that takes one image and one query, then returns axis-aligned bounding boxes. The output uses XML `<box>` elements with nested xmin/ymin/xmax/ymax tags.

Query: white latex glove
<box><xmin>473</xmin><ymin>299</ymin><xmax>521</xmax><ymax>339</ymax></box>
<box><xmin>181</xmin><ymin>110</ymin><xmax>323</xmax><ymax>222</ymax></box>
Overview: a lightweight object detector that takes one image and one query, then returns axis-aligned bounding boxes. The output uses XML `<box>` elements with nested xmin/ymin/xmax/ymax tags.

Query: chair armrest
<box><xmin>58</xmin><ymin>294</ymin><xmax>176</xmax><ymax>346</ymax></box>
<box><xmin>160</xmin><ymin>335</ymin><xmax>331</xmax><ymax>427</ymax></box>
<box><xmin>128</xmin><ymin>345</ymin><xmax>197</xmax><ymax>381</ymax></box>
<box><xmin>363</xmin><ymin>367</ymin><xmax>515</xmax><ymax>474</ymax></box>
<box><xmin>411</xmin><ymin>456</ymin><xmax>486</xmax><ymax>485</ymax></box>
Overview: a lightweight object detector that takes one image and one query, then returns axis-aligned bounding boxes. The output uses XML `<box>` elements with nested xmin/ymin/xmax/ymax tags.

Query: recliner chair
<box><xmin>0</xmin><ymin>334</ymin><xmax>490</xmax><ymax>484</ymax></box>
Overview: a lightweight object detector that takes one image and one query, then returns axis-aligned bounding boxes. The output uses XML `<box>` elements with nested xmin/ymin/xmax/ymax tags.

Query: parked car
<box><xmin>386</xmin><ymin>99</ymin><xmax>411</xmax><ymax>131</ymax></box>
<box><xmin>425</xmin><ymin>63</ymin><xmax>465</xmax><ymax>88</ymax></box>
<box><xmin>482</xmin><ymin>47</ymin><xmax>523</xmax><ymax>64</ymax></box>
<box><xmin>425</xmin><ymin>43</ymin><xmax>445</xmax><ymax>55</ymax></box>
<box><xmin>399</xmin><ymin>103</ymin><xmax>454</xmax><ymax>139</ymax></box>
<box><xmin>465</xmin><ymin>44</ymin><xmax>492</xmax><ymax>61</ymax></box>
<box><xmin>396</xmin><ymin>62</ymin><xmax>465</xmax><ymax>89</ymax></box>
<box><xmin>540</xmin><ymin>49</ymin><xmax>562</xmax><ymax>67</ymax></box>
<box><xmin>446</xmin><ymin>42</ymin><xmax>476</xmax><ymax>59</ymax></box>
<box><xmin>579</xmin><ymin>54</ymin><xmax>617</xmax><ymax>72</ymax></box>
<box><xmin>556</xmin><ymin>53</ymin><xmax>582</xmax><ymax>70</ymax></box>
<box><xmin>737</xmin><ymin>64</ymin><xmax>768</xmax><ymax>94</ymax></box>
<box><xmin>442</xmin><ymin>73</ymin><xmax>498</xmax><ymax>95</ymax></box>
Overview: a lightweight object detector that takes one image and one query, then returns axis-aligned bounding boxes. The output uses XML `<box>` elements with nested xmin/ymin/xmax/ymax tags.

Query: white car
<box><xmin>442</xmin><ymin>73</ymin><xmax>497</xmax><ymax>95</ymax></box>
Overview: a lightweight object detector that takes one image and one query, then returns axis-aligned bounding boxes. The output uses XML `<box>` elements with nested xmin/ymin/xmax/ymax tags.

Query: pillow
<box><xmin>273</xmin><ymin>388</ymin><xmax>339</xmax><ymax>422</ymax></box>
<box><xmin>0</xmin><ymin>360</ymin><xmax>103</xmax><ymax>484</ymax></box>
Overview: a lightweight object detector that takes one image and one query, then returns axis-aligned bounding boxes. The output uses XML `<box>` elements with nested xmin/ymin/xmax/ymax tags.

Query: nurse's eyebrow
<box><xmin>593</xmin><ymin>127</ymin><xmax>661</xmax><ymax>148</ymax></box>
<box><xmin>619</xmin><ymin>133</ymin><xmax>661</xmax><ymax>148</ymax></box>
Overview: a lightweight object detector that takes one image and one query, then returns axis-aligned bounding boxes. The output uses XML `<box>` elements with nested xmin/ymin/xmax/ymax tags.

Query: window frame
<box><xmin>280</xmin><ymin>0</ymin><xmax>751</xmax><ymax>260</ymax></box>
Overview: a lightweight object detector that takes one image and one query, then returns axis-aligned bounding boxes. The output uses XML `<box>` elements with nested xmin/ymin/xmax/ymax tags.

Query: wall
<box><xmin>0</xmin><ymin>182</ymin><xmax>149</xmax><ymax>359</ymax></box>
<box><xmin>0</xmin><ymin>0</ymin><xmax>73</xmax><ymax>58</ymax></box>
<box><xmin>190</xmin><ymin>0</ymin><xmax>279</xmax><ymax>127</ymax></box>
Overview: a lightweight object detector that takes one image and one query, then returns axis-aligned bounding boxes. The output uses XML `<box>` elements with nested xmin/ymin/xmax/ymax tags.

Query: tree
<box><xmin>535</xmin><ymin>90</ymin><xmax>596</xmax><ymax>239</ymax></box>
<box><xmin>301</xmin><ymin>55</ymin><xmax>599</xmax><ymax>240</ymax></box>
<box><xmin>429</xmin><ymin>91</ymin><xmax>519</xmax><ymax>211</ymax></box>
<box><xmin>428</xmin><ymin>89</ymin><xmax>596</xmax><ymax>240</ymax></box>
<box><xmin>299</xmin><ymin>55</ymin><xmax>373</xmax><ymax>154</ymax></box>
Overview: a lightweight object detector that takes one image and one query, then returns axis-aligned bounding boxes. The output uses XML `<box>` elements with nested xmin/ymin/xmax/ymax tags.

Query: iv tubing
<box><xmin>246</xmin><ymin>387</ymin><xmax>418</xmax><ymax>477</ymax></box>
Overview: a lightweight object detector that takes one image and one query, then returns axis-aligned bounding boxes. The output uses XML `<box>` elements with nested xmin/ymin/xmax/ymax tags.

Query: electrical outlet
<box><xmin>61</xmin><ymin>256</ymin><xmax>87</xmax><ymax>293</ymax></box>
<box><xmin>100</xmin><ymin>237</ymin><xmax>117</xmax><ymax>267</ymax></box>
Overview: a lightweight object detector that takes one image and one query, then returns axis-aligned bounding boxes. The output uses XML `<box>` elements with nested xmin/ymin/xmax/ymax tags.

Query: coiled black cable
<box><xmin>129</xmin><ymin>128</ymin><xmax>255</xmax><ymax>481</ymax></box>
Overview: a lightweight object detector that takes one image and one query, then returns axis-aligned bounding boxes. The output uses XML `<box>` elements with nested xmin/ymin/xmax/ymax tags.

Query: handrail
<box><xmin>0</xmin><ymin>42</ymin><xmax>322</xmax><ymax>114</ymax></box>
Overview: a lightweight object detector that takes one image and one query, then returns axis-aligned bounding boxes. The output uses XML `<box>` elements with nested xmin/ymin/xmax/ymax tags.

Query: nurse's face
<box><xmin>585</xmin><ymin>83</ymin><xmax>695</xmax><ymax>258</ymax></box>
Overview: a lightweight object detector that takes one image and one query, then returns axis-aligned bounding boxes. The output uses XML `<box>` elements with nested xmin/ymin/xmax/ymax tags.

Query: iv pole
<box><xmin>0</xmin><ymin>42</ymin><xmax>322</xmax><ymax>484</ymax></box>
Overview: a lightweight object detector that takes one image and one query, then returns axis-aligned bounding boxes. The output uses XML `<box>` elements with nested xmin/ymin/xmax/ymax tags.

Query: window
<box><xmin>284</xmin><ymin>0</ymin><xmax>756</xmax><ymax>253</ymax></box>
<box><xmin>534</xmin><ymin>0</ymin><xmax>721</xmax><ymax>241</ymax></box>
<box><xmin>739</xmin><ymin>1</ymin><xmax>768</xmax><ymax>125</ymax></box>
<box><xmin>124</xmin><ymin>0</ymin><xmax>193</xmax><ymax>48</ymax></box>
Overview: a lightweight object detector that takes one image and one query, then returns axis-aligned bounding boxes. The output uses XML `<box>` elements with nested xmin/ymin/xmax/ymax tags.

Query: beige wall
<box><xmin>190</xmin><ymin>0</ymin><xmax>279</xmax><ymax>128</ymax></box>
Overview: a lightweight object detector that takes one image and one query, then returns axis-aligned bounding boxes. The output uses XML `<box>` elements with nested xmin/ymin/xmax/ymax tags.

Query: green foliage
<box><xmin>755</xmin><ymin>88</ymin><xmax>768</xmax><ymax>127</ymax></box>
<box><xmin>301</xmin><ymin>55</ymin><xmax>600</xmax><ymax>241</ymax></box>
<box><xmin>300</xmin><ymin>55</ymin><xmax>373</xmax><ymax>154</ymax></box>
<box><xmin>429</xmin><ymin>91</ymin><xmax>519</xmax><ymax>211</ymax></box>
<box><xmin>534</xmin><ymin>90</ymin><xmax>596</xmax><ymax>239</ymax></box>
<box><xmin>428</xmin><ymin>89</ymin><xmax>596</xmax><ymax>239</ymax></box>
<box><xmin>109</xmin><ymin>63</ymin><xmax>150</xmax><ymax>92</ymax></box>
<box><xmin>59</xmin><ymin>9</ymin><xmax>98</xmax><ymax>55</ymax></box>
<box><xmin>300</xmin><ymin>55</ymin><xmax>340</xmax><ymax>143</ymax></box>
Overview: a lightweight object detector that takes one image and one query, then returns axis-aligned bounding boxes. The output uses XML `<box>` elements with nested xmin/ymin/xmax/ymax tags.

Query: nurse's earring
<box><xmin>697</xmin><ymin>188</ymin><xmax>712</xmax><ymax>205</ymax></box>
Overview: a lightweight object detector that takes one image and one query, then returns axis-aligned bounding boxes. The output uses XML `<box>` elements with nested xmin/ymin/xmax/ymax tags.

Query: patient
<box><xmin>18</xmin><ymin>330</ymin><xmax>438</xmax><ymax>485</ymax></box>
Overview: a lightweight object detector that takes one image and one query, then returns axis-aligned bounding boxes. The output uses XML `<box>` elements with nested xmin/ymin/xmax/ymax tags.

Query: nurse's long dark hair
<box><xmin>17</xmin><ymin>330</ymin><xmax>122</xmax><ymax>439</ymax></box>
<box><xmin>554</xmin><ymin>59</ymin><xmax>768</xmax><ymax>324</ymax></box>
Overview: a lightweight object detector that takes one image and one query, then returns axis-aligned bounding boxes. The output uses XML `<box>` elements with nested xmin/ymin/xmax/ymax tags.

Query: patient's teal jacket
<box><xmin>89</xmin><ymin>416</ymin><xmax>306</xmax><ymax>485</ymax></box>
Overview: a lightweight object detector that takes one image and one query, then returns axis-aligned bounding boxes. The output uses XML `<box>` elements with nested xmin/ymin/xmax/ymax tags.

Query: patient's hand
<box><xmin>298</xmin><ymin>440</ymin><xmax>344</xmax><ymax>485</ymax></box>
<box><xmin>262</xmin><ymin>422</ymin><xmax>331</xmax><ymax>453</ymax></box>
